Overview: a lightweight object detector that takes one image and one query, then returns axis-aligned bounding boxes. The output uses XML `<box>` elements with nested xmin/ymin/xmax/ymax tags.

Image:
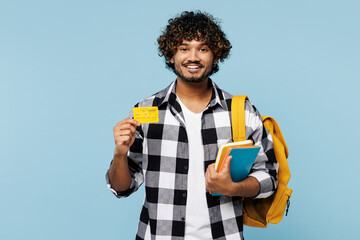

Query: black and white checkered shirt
<box><xmin>106</xmin><ymin>79</ymin><xmax>278</xmax><ymax>240</ymax></box>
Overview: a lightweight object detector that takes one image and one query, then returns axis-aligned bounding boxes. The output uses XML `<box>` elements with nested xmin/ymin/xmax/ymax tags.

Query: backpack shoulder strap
<box><xmin>231</xmin><ymin>95</ymin><xmax>249</xmax><ymax>142</ymax></box>
<box><xmin>261</xmin><ymin>115</ymin><xmax>289</xmax><ymax>158</ymax></box>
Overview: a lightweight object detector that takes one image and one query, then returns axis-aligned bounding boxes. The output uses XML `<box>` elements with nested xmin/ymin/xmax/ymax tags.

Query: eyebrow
<box><xmin>179</xmin><ymin>42</ymin><xmax>208</xmax><ymax>46</ymax></box>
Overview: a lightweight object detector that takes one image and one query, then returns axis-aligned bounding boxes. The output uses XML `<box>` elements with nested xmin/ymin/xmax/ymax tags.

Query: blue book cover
<box><xmin>212</xmin><ymin>146</ymin><xmax>261</xmax><ymax>196</ymax></box>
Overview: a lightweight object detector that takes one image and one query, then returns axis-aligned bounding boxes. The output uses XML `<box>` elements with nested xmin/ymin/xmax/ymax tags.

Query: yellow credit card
<box><xmin>133</xmin><ymin>107</ymin><xmax>159</xmax><ymax>123</ymax></box>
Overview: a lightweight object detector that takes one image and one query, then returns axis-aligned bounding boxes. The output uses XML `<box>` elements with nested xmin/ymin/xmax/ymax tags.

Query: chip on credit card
<box><xmin>133</xmin><ymin>107</ymin><xmax>159</xmax><ymax>123</ymax></box>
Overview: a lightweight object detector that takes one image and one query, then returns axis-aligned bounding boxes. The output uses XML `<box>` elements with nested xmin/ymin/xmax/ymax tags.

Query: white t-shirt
<box><xmin>178</xmin><ymin>98</ymin><xmax>212</xmax><ymax>240</ymax></box>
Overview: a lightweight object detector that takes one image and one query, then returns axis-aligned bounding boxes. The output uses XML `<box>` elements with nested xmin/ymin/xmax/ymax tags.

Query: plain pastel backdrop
<box><xmin>1</xmin><ymin>0</ymin><xmax>359</xmax><ymax>239</ymax></box>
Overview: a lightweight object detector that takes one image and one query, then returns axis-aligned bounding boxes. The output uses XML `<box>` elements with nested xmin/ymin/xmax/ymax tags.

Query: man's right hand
<box><xmin>109</xmin><ymin>118</ymin><xmax>140</xmax><ymax>192</ymax></box>
<box><xmin>113</xmin><ymin>118</ymin><xmax>141</xmax><ymax>156</ymax></box>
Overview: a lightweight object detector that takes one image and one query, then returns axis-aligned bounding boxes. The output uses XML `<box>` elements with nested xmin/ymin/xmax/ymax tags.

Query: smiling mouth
<box><xmin>186</xmin><ymin>65</ymin><xmax>200</xmax><ymax>69</ymax></box>
<box><xmin>183</xmin><ymin>62</ymin><xmax>204</xmax><ymax>70</ymax></box>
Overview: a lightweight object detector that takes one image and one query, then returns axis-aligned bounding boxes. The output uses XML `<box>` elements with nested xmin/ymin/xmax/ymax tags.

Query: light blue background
<box><xmin>1</xmin><ymin>0</ymin><xmax>359</xmax><ymax>239</ymax></box>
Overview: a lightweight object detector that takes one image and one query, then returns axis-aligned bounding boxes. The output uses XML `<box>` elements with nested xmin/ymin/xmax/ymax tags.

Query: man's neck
<box><xmin>175</xmin><ymin>77</ymin><xmax>213</xmax><ymax>114</ymax></box>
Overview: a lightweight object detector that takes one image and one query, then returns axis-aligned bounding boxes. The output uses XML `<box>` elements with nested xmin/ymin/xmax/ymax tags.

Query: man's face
<box><xmin>170</xmin><ymin>40</ymin><xmax>217</xmax><ymax>83</ymax></box>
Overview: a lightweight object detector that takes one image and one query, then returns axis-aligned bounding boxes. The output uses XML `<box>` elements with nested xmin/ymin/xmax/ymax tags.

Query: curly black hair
<box><xmin>157</xmin><ymin>11</ymin><xmax>232</xmax><ymax>75</ymax></box>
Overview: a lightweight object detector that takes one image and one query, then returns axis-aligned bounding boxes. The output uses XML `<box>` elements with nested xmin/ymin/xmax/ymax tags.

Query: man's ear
<box><xmin>170</xmin><ymin>57</ymin><xmax>174</xmax><ymax>64</ymax></box>
<box><xmin>213</xmin><ymin>58</ymin><xmax>219</xmax><ymax>65</ymax></box>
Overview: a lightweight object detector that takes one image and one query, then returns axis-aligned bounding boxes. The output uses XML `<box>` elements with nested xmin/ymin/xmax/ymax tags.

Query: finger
<box><xmin>114</xmin><ymin>129</ymin><xmax>134</xmax><ymax>140</ymax></box>
<box><xmin>205</xmin><ymin>170</ymin><xmax>211</xmax><ymax>188</ymax></box>
<box><xmin>117</xmin><ymin>135</ymin><xmax>132</xmax><ymax>145</ymax></box>
<box><xmin>117</xmin><ymin>129</ymin><xmax>132</xmax><ymax>136</ymax></box>
<box><xmin>114</xmin><ymin>118</ymin><xmax>140</xmax><ymax>130</ymax></box>
<box><xmin>121</xmin><ymin>118</ymin><xmax>141</xmax><ymax>127</ymax></box>
<box><xmin>206</xmin><ymin>165</ymin><xmax>217</xmax><ymax>184</ymax></box>
<box><xmin>205</xmin><ymin>165</ymin><xmax>210</xmax><ymax>179</ymax></box>
<box><xmin>130</xmin><ymin>119</ymin><xmax>141</xmax><ymax>127</ymax></box>
<box><xmin>221</xmin><ymin>156</ymin><xmax>232</xmax><ymax>173</ymax></box>
<box><xmin>208</xmin><ymin>163</ymin><xmax>216</xmax><ymax>174</ymax></box>
<box><xmin>205</xmin><ymin>166</ymin><xmax>212</xmax><ymax>180</ymax></box>
<box><xmin>115</xmin><ymin>123</ymin><xmax>137</xmax><ymax>135</ymax></box>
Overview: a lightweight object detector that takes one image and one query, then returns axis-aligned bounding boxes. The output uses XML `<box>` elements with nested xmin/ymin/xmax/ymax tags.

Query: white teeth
<box><xmin>187</xmin><ymin>66</ymin><xmax>199</xmax><ymax>69</ymax></box>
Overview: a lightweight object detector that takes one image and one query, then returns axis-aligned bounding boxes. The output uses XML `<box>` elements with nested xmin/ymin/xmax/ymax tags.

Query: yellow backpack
<box><xmin>232</xmin><ymin>95</ymin><xmax>292</xmax><ymax>228</ymax></box>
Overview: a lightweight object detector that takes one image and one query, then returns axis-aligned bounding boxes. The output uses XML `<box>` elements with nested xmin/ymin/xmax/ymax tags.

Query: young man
<box><xmin>106</xmin><ymin>11</ymin><xmax>278</xmax><ymax>240</ymax></box>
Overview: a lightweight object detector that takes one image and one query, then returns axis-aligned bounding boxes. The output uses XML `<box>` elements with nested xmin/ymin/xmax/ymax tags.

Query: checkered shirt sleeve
<box><xmin>245</xmin><ymin>101</ymin><xmax>278</xmax><ymax>198</ymax></box>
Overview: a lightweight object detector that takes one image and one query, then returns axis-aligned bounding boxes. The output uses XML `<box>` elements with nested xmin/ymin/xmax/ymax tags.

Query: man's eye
<box><xmin>180</xmin><ymin>48</ymin><xmax>188</xmax><ymax>51</ymax></box>
<box><xmin>200</xmin><ymin>48</ymin><xmax>209</xmax><ymax>52</ymax></box>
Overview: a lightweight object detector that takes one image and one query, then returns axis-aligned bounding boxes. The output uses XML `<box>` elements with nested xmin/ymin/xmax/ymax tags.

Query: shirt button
<box><xmin>183</xmin><ymin>193</ymin><xmax>187</xmax><ymax>197</ymax></box>
<box><xmin>184</xmin><ymin>165</ymin><xmax>188</xmax><ymax>170</ymax></box>
<box><xmin>181</xmin><ymin>217</ymin><xmax>185</xmax><ymax>222</ymax></box>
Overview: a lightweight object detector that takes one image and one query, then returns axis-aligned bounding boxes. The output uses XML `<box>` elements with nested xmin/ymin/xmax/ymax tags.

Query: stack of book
<box><xmin>212</xmin><ymin>140</ymin><xmax>260</xmax><ymax>196</ymax></box>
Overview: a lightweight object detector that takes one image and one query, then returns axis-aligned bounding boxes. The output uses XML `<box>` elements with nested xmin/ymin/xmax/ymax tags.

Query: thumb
<box><xmin>221</xmin><ymin>155</ymin><xmax>232</xmax><ymax>173</ymax></box>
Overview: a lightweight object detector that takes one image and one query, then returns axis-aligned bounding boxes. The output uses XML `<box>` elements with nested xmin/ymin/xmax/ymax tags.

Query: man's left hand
<box><xmin>205</xmin><ymin>156</ymin><xmax>236</xmax><ymax>196</ymax></box>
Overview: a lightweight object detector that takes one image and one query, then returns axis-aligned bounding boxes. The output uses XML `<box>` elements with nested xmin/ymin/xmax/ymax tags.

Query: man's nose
<box><xmin>188</xmin><ymin>49</ymin><xmax>200</xmax><ymax>61</ymax></box>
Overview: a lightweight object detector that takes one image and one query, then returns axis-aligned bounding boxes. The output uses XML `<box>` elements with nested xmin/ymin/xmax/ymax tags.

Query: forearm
<box><xmin>108</xmin><ymin>152</ymin><xmax>132</xmax><ymax>192</ymax></box>
<box><xmin>229</xmin><ymin>176</ymin><xmax>260</xmax><ymax>198</ymax></box>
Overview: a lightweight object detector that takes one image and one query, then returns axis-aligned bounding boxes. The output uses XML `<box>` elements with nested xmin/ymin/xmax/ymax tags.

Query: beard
<box><xmin>173</xmin><ymin>61</ymin><xmax>213</xmax><ymax>83</ymax></box>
